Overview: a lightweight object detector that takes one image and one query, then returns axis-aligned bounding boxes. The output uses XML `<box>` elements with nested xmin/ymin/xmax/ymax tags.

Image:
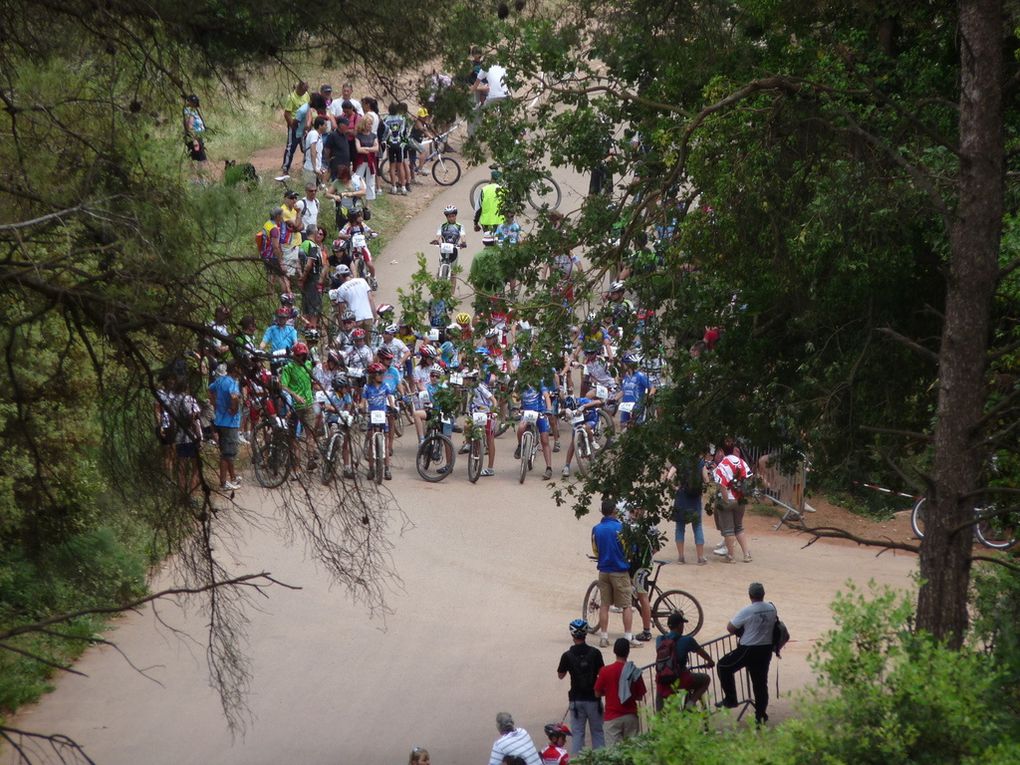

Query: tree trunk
<box><xmin>916</xmin><ymin>0</ymin><xmax>1004</xmax><ymax>647</ymax></box>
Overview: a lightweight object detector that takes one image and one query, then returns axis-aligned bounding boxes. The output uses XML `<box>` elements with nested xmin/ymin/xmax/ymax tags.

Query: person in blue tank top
<box><xmin>361</xmin><ymin>362</ymin><xmax>394</xmax><ymax>480</ymax></box>
<box><xmin>617</xmin><ymin>353</ymin><xmax>654</xmax><ymax>429</ymax></box>
<box><xmin>515</xmin><ymin>376</ymin><xmax>554</xmax><ymax>480</ymax></box>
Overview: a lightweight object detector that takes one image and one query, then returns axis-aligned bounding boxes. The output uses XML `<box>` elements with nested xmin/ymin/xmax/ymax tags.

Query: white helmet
<box><xmin>334</xmin><ymin>264</ymin><xmax>351</xmax><ymax>276</ymax></box>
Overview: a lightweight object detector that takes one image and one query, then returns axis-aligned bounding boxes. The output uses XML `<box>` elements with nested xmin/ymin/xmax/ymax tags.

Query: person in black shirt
<box><xmin>323</xmin><ymin>118</ymin><xmax>352</xmax><ymax>181</ymax></box>
<box><xmin>557</xmin><ymin>619</ymin><xmax>606</xmax><ymax>754</ymax></box>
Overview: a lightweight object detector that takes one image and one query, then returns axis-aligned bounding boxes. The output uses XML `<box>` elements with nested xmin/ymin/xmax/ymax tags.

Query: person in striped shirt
<box><xmin>488</xmin><ymin>712</ymin><xmax>541</xmax><ymax>765</ymax></box>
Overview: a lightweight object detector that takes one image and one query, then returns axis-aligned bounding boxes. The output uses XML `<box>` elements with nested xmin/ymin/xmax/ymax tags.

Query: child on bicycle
<box><xmin>560</xmin><ymin>393</ymin><xmax>604</xmax><ymax>478</ymax></box>
<box><xmin>362</xmin><ymin>362</ymin><xmax>394</xmax><ymax>480</ymax></box>
<box><xmin>336</xmin><ymin>209</ymin><xmax>378</xmax><ymax>284</ymax></box>
<box><xmin>515</xmin><ymin>375</ymin><xmax>554</xmax><ymax>481</ymax></box>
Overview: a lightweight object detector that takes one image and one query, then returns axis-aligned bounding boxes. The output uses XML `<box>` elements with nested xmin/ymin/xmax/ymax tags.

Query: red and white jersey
<box><xmin>713</xmin><ymin>454</ymin><xmax>752</xmax><ymax>502</ymax></box>
<box><xmin>539</xmin><ymin>744</ymin><xmax>569</xmax><ymax>765</ymax></box>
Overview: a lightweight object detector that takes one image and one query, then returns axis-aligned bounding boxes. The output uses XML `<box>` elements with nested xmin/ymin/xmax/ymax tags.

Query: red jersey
<box><xmin>594</xmin><ymin>660</ymin><xmax>646</xmax><ymax>720</ymax></box>
<box><xmin>539</xmin><ymin>744</ymin><xmax>569</xmax><ymax>765</ymax></box>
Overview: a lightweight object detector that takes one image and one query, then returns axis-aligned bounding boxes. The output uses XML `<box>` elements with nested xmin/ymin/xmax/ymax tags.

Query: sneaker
<box><xmin>401</xmin><ymin>186</ymin><xmax>409</xmax><ymax>194</ymax></box>
<box><xmin>514</xmin><ymin>445</ymin><xmax>522</xmax><ymax>460</ymax></box>
<box><xmin>219</xmin><ymin>483</ymin><xmax>234</xmax><ymax>492</ymax></box>
<box><xmin>543</xmin><ymin>466</ymin><xmax>552</xmax><ymax>480</ymax></box>
<box><xmin>480</xmin><ymin>468</ymin><xmax>494</xmax><ymax>477</ymax></box>
<box><xmin>224</xmin><ymin>479</ymin><xmax>241</xmax><ymax>490</ymax></box>
<box><xmin>274</xmin><ymin>174</ymin><xmax>290</xmax><ymax>182</ymax></box>
<box><xmin>237</xmin><ymin>433</ymin><xmax>250</xmax><ymax>444</ymax></box>
<box><xmin>697</xmin><ymin>558</ymin><xmax>708</xmax><ymax>565</ymax></box>
<box><xmin>715</xmin><ymin>699</ymin><xmax>739</xmax><ymax>709</ymax></box>
<box><xmin>366</xmin><ymin>467</ymin><xmax>375</xmax><ymax>479</ymax></box>
<box><xmin>743</xmin><ymin>552</ymin><xmax>753</xmax><ymax>563</ymax></box>
<box><xmin>384</xmin><ymin>468</ymin><xmax>392</xmax><ymax>481</ymax></box>
<box><xmin>553</xmin><ymin>440</ymin><xmax>561</xmax><ymax>453</ymax></box>
<box><xmin>636</xmin><ymin>630</ymin><xmax>653</xmax><ymax>642</ymax></box>
<box><xmin>599</xmin><ymin>636</ymin><xmax>609</xmax><ymax>648</ymax></box>
<box><xmin>628</xmin><ymin>637</ymin><xmax>643</xmax><ymax>648</ymax></box>
<box><xmin>713</xmin><ymin>543</ymin><xmax>728</xmax><ymax>556</ymax></box>
<box><xmin>458</xmin><ymin>443</ymin><xmax>470</xmax><ymax>454</ymax></box>
<box><xmin>561</xmin><ymin>465</ymin><xmax>571</xmax><ymax>477</ymax></box>
<box><xmin>723</xmin><ymin>555</ymin><xmax>737</xmax><ymax>564</ymax></box>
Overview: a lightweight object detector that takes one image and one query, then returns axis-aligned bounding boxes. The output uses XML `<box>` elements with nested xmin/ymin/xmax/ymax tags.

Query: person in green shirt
<box><xmin>282</xmin><ymin>81</ymin><xmax>310</xmax><ymax>176</ymax></box>
<box><xmin>474</xmin><ymin>168</ymin><xmax>506</xmax><ymax>232</ymax></box>
<box><xmin>279</xmin><ymin>342</ymin><xmax>317</xmax><ymax>472</ymax></box>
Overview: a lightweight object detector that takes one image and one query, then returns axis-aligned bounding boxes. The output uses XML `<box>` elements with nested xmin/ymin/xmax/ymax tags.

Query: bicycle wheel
<box><xmin>911</xmin><ymin>498</ymin><xmax>927</xmax><ymax>540</ymax></box>
<box><xmin>467</xmin><ymin>438</ymin><xmax>482</xmax><ymax>483</ymax></box>
<box><xmin>469</xmin><ymin>179</ymin><xmax>486</xmax><ymax>211</ymax></box>
<box><xmin>438</xmin><ymin>262</ymin><xmax>450</xmax><ymax>281</ymax></box>
<box><xmin>652</xmin><ymin>589</ymin><xmax>704</xmax><ymax>637</ymax></box>
<box><xmin>528</xmin><ymin>174</ymin><xmax>562</xmax><ymax>211</ymax></box>
<box><xmin>373</xmin><ymin>432</ymin><xmax>385</xmax><ymax>485</ymax></box>
<box><xmin>319</xmin><ymin>431</ymin><xmax>343</xmax><ymax>485</ymax></box>
<box><xmin>392</xmin><ymin>412</ymin><xmax>404</xmax><ymax>439</ymax></box>
<box><xmin>416</xmin><ymin>433</ymin><xmax>455</xmax><ymax>482</ymax></box>
<box><xmin>519</xmin><ymin>432</ymin><xmax>533</xmax><ymax>484</ymax></box>
<box><xmin>975</xmin><ymin>504</ymin><xmax>1018</xmax><ymax>550</ymax></box>
<box><xmin>575</xmin><ymin>430</ymin><xmax>591</xmax><ymax>478</ymax></box>
<box><xmin>431</xmin><ymin>156</ymin><xmax>462</xmax><ymax>186</ymax></box>
<box><xmin>582</xmin><ymin>580</ymin><xmax>602</xmax><ymax>632</ymax></box>
<box><xmin>594</xmin><ymin>409</ymin><xmax>615</xmax><ymax>449</ymax></box>
<box><xmin>252</xmin><ymin>422</ymin><xmax>291</xmax><ymax>488</ymax></box>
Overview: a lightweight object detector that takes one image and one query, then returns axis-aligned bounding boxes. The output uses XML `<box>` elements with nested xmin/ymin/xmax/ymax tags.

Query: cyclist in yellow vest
<box><xmin>474</xmin><ymin>168</ymin><xmax>506</xmax><ymax>232</ymax></box>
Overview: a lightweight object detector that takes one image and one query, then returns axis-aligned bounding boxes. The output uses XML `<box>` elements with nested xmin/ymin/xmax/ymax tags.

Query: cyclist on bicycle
<box><xmin>514</xmin><ymin>375</ymin><xmax>554</xmax><ymax>480</ymax></box>
<box><xmin>260</xmin><ymin>307</ymin><xmax>298</xmax><ymax>352</ymax></box>
<box><xmin>467</xmin><ymin>358</ymin><xmax>497</xmax><ymax>477</ymax></box>
<box><xmin>617</xmin><ymin>354</ymin><xmax>654</xmax><ymax>429</ymax></box>
<box><xmin>336</xmin><ymin>209</ymin><xmax>378</xmax><ymax>287</ymax></box>
<box><xmin>381</xmin><ymin>323</ymin><xmax>410</xmax><ymax>371</ymax></box>
<box><xmin>377</xmin><ymin>347</ymin><xmax>403</xmax><ymax>459</ymax></box>
<box><xmin>318</xmin><ymin>373</ymin><xmax>356</xmax><ymax>479</ymax></box>
<box><xmin>344</xmin><ymin>327</ymin><xmax>374</xmax><ymax>372</ymax></box>
<box><xmin>362</xmin><ymin>361</ymin><xmax>394</xmax><ymax>480</ymax></box>
<box><xmin>560</xmin><ymin>393</ymin><xmax>605</xmax><ymax>478</ymax></box>
<box><xmin>332</xmin><ymin>310</ymin><xmax>357</xmax><ymax>352</ymax></box>
<box><xmin>580</xmin><ymin>345</ymin><xmax>617</xmax><ymax>399</ymax></box>
<box><xmin>279</xmin><ymin>341</ymin><xmax>317</xmax><ymax>475</ymax></box>
<box><xmin>411</xmin><ymin>345</ymin><xmax>440</xmax><ymax>442</ymax></box>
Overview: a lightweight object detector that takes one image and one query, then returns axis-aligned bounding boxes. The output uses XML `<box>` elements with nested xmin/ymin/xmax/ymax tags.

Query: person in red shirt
<box><xmin>594</xmin><ymin>638</ymin><xmax>646</xmax><ymax>746</ymax></box>
<box><xmin>539</xmin><ymin>723</ymin><xmax>571</xmax><ymax>765</ymax></box>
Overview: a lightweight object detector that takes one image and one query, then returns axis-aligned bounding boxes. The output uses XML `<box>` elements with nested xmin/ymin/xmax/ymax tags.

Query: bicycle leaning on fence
<box><xmin>582</xmin><ymin>559</ymin><xmax>704</xmax><ymax>637</ymax></box>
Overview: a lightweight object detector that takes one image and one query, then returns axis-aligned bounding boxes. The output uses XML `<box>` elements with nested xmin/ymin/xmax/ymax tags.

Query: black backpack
<box><xmin>565</xmin><ymin>646</ymin><xmax>600</xmax><ymax>695</ymax></box>
<box><xmin>655</xmin><ymin>635</ymin><xmax>683</xmax><ymax>685</ymax></box>
<box><xmin>771</xmin><ymin>603</ymin><xmax>790</xmax><ymax>657</ymax></box>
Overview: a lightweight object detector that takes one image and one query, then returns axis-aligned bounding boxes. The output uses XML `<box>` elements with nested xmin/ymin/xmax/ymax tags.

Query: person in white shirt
<box><xmin>481</xmin><ymin>64</ymin><xmax>509</xmax><ymax>101</ymax></box>
<box><xmin>340</xmin><ymin>83</ymin><xmax>364</xmax><ymax>116</ymax></box>
<box><xmin>303</xmin><ymin>117</ymin><xmax>326</xmax><ymax>185</ymax></box>
<box><xmin>298</xmin><ymin>183</ymin><xmax>320</xmax><ymax>230</ymax></box>
<box><xmin>488</xmin><ymin>712</ymin><xmax>541</xmax><ymax>765</ymax></box>
<box><xmin>328</xmin><ymin>265</ymin><xmax>375</xmax><ymax>326</ymax></box>
<box><xmin>716</xmin><ymin>582</ymin><xmax>778</xmax><ymax>725</ymax></box>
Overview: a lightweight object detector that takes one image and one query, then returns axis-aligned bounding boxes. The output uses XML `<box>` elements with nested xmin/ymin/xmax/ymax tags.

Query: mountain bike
<box><xmin>517</xmin><ymin>410</ymin><xmax>541</xmax><ymax>484</ymax></box>
<box><xmin>563</xmin><ymin>408</ymin><xmax>596</xmax><ymax>478</ymax></box>
<box><xmin>469</xmin><ymin>171</ymin><xmax>562</xmax><ymax>213</ymax></box>
<box><xmin>910</xmin><ymin>497</ymin><xmax>1017</xmax><ymax>550</ymax></box>
<box><xmin>582</xmin><ymin>559</ymin><xmax>704</xmax><ymax>637</ymax></box>
<box><xmin>416</xmin><ymin>407</ymin><xmax>456</xmax><ymax>482</ymax></box>
<box><xmin>251</xmin><ymin>410</ymin><xmax>293</xmax><ymax>488</ymax></box>
<box><xmin>466</xmin><ymin>411</ymin><xmax>490</xmax><ymax>483</ymax></box>
<box><xmin>435</xmin><ymin>241</ymin><xmax>465</xmax><ymax>281</ymax></box>
<box><xmin>416</xmin><ymin>125</ymin><xmax>463</xmax><ymax>186</ymax></box>
<box><xmin>317</xmin><ymin>395</ymin><xmax>355</xmax><ymax>484</ymax></box>
<box><xmin>364</xmin><ymin>408</ymin><xmax>388</xmax><ymax>484</ymax></box>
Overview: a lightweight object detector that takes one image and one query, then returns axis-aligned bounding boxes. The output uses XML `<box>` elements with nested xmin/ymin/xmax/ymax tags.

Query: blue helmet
<box><xmin>475</xmin><ymin>346</ymin><xmax>490</xmax><ymax>356</ymax></box>
<box><xmin>569</xmin><ymin>618</ymin><xmax>589</xmax><ymax>638</ymax></box>
<box><xmin>564</xmin><ymin>396</ymin><xmax>577</xmax><ymax>411</ymax></box>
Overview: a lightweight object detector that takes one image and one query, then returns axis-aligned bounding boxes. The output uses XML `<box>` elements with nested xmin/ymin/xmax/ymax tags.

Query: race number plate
<box><xmin>522</xmin><ymin>410</ymin><xmax>539</xmax><ymax>425</ymax></box>
<box><xmin>450</xmin><ymin>372</ymin><xmax>464</xmax><ymax>385</ymax></box>
<box><xmin>596</xmin><ymin>385</ymin><xmax>609</xmax><ymax>400</ymax></box>
<box><xmin>370</xmin><ymin>410</ymin><xmax>387</xmax><ymax>425</ymax></box>
<box><xmin>418</xmin><ymin>391</ymin><xmax>430</xmax><ymax>405</ymax></box>
<box><xmin>571</xmin><ymin>414</ymin><xmax>585</xmax><ymax>425</ymax></box>
<box><xmin>619</xmin><ymin>401</ymin><xmax>635</xmax><ymax>413</ymax></box>
<box><xmin>581</xmin><ymin>364</ymin><xmax>589</xmax><ymax>375</ymax></box>
<box><xmin>472</xmin><ymin>412</ymin><xmax>488</xmax><ymax>426</ymax></box>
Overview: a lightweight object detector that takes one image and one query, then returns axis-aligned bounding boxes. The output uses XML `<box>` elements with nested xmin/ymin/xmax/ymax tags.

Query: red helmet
<box><xmin>419</xmin><ymin>345</ymin><xmax>436</xmax><ymax>360</ymax></box>
<box><xmin>377</xmin><ymin>347</ymin><xmax>394</xmax><ymax>360</ymax></box>
<box><xmin>292</xmin><ymin>342</ymin><xmax>309</xmax><ymax>356</ymax></box>
<box><xmin>367</xmin><ymin>362</ymin><xmax>385</xmax><ymax>374</ymax></box>
<box><xmin>351</xmin><ymin>328</ymin><xmax>366</xmax><ymax>340</ymax></box>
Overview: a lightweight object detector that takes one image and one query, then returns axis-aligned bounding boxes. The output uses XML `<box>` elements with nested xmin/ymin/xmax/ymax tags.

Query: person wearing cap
<box><xmin>716</xmin><ymin>582</ymin><xmax>779</xmax><ymax>724</ymax></box>
<box><xmin>593</xmin><ymin>638</ymin><xmax>646</xmax><ymax>746</ymax></box>
<box><xmin>281</xmin><ymin>81</ymin><xmax>309</xmax><ymax>176</ymax></box>
<box><xmin>280</xmin><ymin>342</ymin><xmax>317</xmax><ymax>474</ymax></box>
<box><xmin>557</xmin><ymin>620</ymin><xmax>605</xmax><ymax>754</ymax></box>
<box><xmin>538</xmin><ymin>723</ymin><xmax>571</xmax><ymax>765</ymax></box>
<box><xmin>655</xmin><ymin>611</ymin><xmax>714</xmax><ymax>712</ymax></box>
<box><xmin>487</xmin><ymin>712</ymin><xmax>541</xmax><ymax>765</ymax></box>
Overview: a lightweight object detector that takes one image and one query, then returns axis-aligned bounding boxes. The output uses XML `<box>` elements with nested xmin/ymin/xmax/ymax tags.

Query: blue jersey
<box><xmin>520</xmin><ymin>384</ymin><xmax>549</xmax><ymax>412</ymax></box>
<box><xmin>262</xmin><ymin>324</ymin><xmax>297</xmax><ymax>352</ymax></box>
<box><xmin>440</xmin><ymin>340</ymin><xmax>459</xmax><ymax>369</ymax></box>
<box><xmin>363</xmin><ymin>382</ymin><xmax>390</xmax><ymax>411</ymax></box>
<box><xmin>591</xmin><ymin>517</ymin><xmax>629</xmax><ymax>573</ymax></box>
<box><xmin>382</xmin><ymin>365</ymin><xmax>402</xmax><ymax>395</ymax></box>
<box><xmin>573</xmin><ymin>397</ymin><xmax>600</xmax><ymax>426</ymax></box>
<box><xmin>621</xmin><ymin>371</ymin><xmax>651</xmax><ymax>402</ymax></box>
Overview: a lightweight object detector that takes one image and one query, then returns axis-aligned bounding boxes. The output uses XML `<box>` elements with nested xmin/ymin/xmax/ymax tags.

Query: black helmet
<box><xmin>544</xmin><ymin>723</ymin><xmax>571</xmax><ymax>739</ymax></box>
<box><xmin>568</xmin><ymin>618</ymin><xmax>588</xmax><ymax>638</ymax></box>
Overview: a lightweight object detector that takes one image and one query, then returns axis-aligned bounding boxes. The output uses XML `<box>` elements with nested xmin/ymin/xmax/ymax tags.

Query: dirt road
<box><xmin>4</xmin><ymin>165</ymin><xmax>919</xmax><ymax>765</ymax></box>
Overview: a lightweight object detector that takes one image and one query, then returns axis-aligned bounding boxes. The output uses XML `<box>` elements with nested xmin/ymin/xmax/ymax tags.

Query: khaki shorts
<box><xmin>716</xmin><ymin>500</ymin><xmax>745</xmax><ymax>536</ymax></box>
<box><xmin>598</xmin><ymin>571</ymin><xmax>632</xmax><ymax>609</ymax></box>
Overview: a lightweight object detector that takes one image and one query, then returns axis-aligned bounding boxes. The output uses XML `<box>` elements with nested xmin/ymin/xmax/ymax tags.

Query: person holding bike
<box><xmin>279</xmin><ymin>342</ymin><xmax>317</xmax><ymax>476</ymax></box>
<box><xmin>560</xmin><ymin>394</ymin><xmax>604</xmax><ymax>478</ymax></box>
<box><xmin>591</xmin><ymin>497</ymin><xmax>641</xmax><ymax>648</ymax></box>
<box><xmin>431</xmin><ymin>204</ymin><xmax>467</xmax><ymax>290</ymax></box>
<box><xmin>377</xmin><ymin>347</ymin><xmax>403</xmax><ymax>458</ymax></box>
<box><xmin>514</xmin><ymin>378</ymin><xmax>554</xmax><ymax>480</ymax></box>
<box><xmin>474</xmin><ymin>168</ymin><xmax>506</xmax><ymax>233</ymax></box>
<box><xmin>343</xmin><ymin>327</ymin><xmax>374</xmax><ymax>372</ymax></box>
<box><xmin>617</xmin><ymin>354</ymin><xmax>654</xmax><ymax>429</ymax></box>
<box><xmin>335</xmin><ymin>208</ymin><xmax>378</xmax><ymax>288</ymax></box>
<box><xmin>467</xmin><ymin>363</ymin><xmax>497</xmax><ymax>477</ymax></box>
<box><xmin>362</xmin><ymin>362</ymin><xmax>394</xmax><ymax>481</ymax></box>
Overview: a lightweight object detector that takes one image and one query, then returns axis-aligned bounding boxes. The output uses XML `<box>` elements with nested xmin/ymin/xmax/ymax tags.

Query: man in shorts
<box><xmin>655</xmin><ymin>611</ymin><xmax>714</xmax><ymax>712</ymax></box>
<box><xmin>209</xmin><ymin>360</ymin><xmax>242</xmax><ymax>491</ymax></box>
<box><xmin>591</xmin><ymin>497</ymin><xmax>641</xmax><ymax>648</ymax></box>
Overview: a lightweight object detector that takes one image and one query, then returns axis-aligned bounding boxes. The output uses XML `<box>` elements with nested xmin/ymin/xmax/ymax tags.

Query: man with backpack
<box><xmin>654</xmin><ymin>611</ymin><xmax>714</xmax><ymax>712</ymax></box>
<box><xmin>381</xmin><ymin>103</ymin><xmax>410</xmax><ymax>195</ymax></box>
<box><xmin>716</xmin><ymin>581</ymin><xmax>780</xmax><ymax>725</ymax></box>
<box><xmin>556</xmin><ymin>619</ymin><xmax>605</xmax><ymax>754</ymax></box>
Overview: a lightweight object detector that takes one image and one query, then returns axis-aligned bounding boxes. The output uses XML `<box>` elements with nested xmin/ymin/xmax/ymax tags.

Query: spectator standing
<box><xmin>381</xmin><ymin>102</ymin><xmax>411</xmax><ymax>194</ymax></box>
<box><xmin>594</xmin><ymin>638</ymin><xmax>646</xmax><ymax>746</ymax></box>
<box><xmin>716</xmin><ymin>582</ymin><xmax>778</xmax><ymax>725</ymax></box>
<box><xmin>281</xmin><ymin>81</ymin><xmax>309</xmax><ymax>176</ymax></box>
<box><xmin>183</xmin><ymin>94</ymin><xmax>207</xmax><ymax>173</ymax></box>
<box><xmin>303</xmin><ymin>116</ymin><xmax>326</xmax><ymax>186</ymax></box>
<box><xmin>487</xmin><ymin>713</ymin><xmax>541</xmax><ymax>765</ymax></box>
<box><xmin>474</xmin><ymin>168</ymin><xmax>506</xmax><ymax>232</ymax></box>
<box><xmin>329</xmin><ymin>265</ymin><xmax>376</xmax><ymax>328</ymax></box>
<box><xmin>712</xmin><ymin>441</ymin><xmax>754</xmax><ymax>563</ymax></box>
<box><xmin>171</xmin><ymin>375</ymin><xmax>202</xmax><ymax>501</ymax></box>
<box><xmin>209</xmin><ymin>361</ymin><xmax>242</xmax><ymax>491</ymax></box>
<box><xmin>280</xmin><ymin>191</ymin><xmax>304</xmax><ymax>283</ymax></box>
<box><xmin>667</xmin><ymin>452</ymin><xmax>710</xmax><ymax>564</ymax></box>
<box><xmin>298</xmin><ymin>182</ymin><xmax>320</xmax><ymax>231</ymax></box>
<box><xmin>591</xmin><ymin>497</ymin><xmax>640</xmax><ymax>648</ymax></box>
<box><xmin>340</xmin><ymin>83</ymin><xmax>363</xmax><ymax>115</ymax></box>
<box><xmin>654</xmin><ymin>611</ymin><xmax>713</xmax><ymax>712</ymax></box>
<box><xmin>557</xmin><ymin>619</ymin><xmax>605</xmax><ymax>754</ymax></box>
<box><xmin>298</xmin><ymin>225</ymin><xmax>327</xmax><ymax>329</ymax></box>
<box><xmin>354</xmin><ymin>97</ymin><xmax>380</xmax><ymax>200</ymax></box>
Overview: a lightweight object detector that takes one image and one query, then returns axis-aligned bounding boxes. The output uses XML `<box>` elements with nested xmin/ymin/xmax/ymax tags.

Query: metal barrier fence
<box><xmin>636</xmin><ymin>632</ymin><xmax>772</xmax><ymax>725</ymax></box>
<box><xmin>738</xmin><ymin>445</ymin><xmax>811</xmax><ymax>530</ymax></box>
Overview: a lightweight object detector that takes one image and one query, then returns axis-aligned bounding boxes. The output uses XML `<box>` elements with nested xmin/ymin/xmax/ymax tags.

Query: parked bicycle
<box><xmin>582</xmin><ymin>559</ymin><xmax>704</xmax><ymax>636</ymax></box>
<box><xmin>910</xmin><ymin>497</ymin><xmax>1017</xmax><ymax>550</ymax></box>
<box><xmin>469</xmin><ymin>171</ymin><xmax>562</xmax><ymax>213</ymax></box>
